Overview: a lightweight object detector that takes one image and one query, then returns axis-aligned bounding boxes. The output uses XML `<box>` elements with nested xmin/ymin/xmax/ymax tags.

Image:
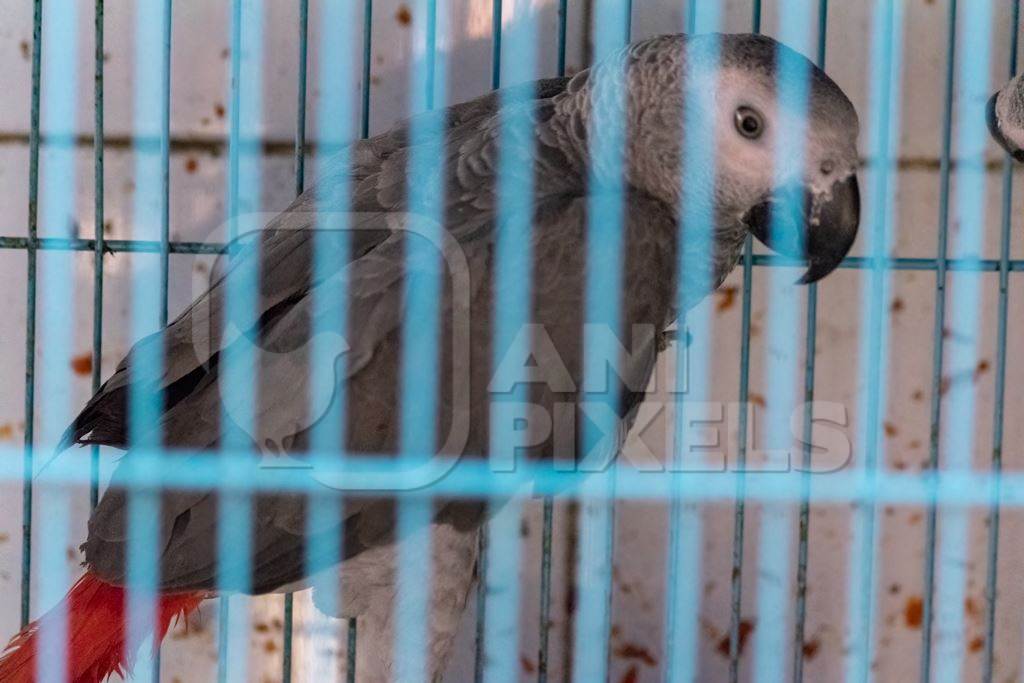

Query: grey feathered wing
<box><xmin>70</xmin><ymin>70</ymin><xmax>693</xmax><ymax>594</ymax></box>
<box><xmin>82</xmin><ymin>182</ymin><xmax>683</xmax><ymax>593</ymax></box>
<box><xmin>75</xmin><ymin>78</ymin><xmax>583</xmax><ymax>590</ymax></box>
<box><xmin>60</xmin><ymin>77</ymin><xmax>571</xmax><ymax>451</ymax></box>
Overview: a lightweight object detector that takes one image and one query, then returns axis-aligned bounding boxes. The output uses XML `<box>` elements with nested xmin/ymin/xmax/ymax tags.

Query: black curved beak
<box><xmin>987</xmin><ymin>92</ymin><xmax>1024</xmax><ymax>162</ymax></box>
<box><xmin>742</xmin><ymin>174</ymin><xmax>860</xmax><ymax>284</ymax></box>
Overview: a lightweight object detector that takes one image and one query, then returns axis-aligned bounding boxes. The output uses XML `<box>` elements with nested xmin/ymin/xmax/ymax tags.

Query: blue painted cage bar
<box><xmin>9</xmin><ymin>0</ymin><xmax>1021</xmax><ymax>682</ymax></box>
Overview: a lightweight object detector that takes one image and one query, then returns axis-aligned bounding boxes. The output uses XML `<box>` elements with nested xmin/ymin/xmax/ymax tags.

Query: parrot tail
<box><xmin>0</xmin><ymin>572</ymin><xmax>204</xmax><ymax>683</ymax></box>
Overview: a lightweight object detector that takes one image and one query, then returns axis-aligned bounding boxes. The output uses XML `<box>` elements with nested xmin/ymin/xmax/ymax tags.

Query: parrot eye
<box><xmin>734</xmin><ymin>106</ymin><xmax>764</xmax><ymax>140</ymax></box>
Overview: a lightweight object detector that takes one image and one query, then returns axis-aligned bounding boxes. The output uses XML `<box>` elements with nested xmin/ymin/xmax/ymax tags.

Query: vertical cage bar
<box><xmin>571</xmin><ymin>2</ymin><xmax>631</xmax><ymax>682</ymax></box>
<box><xmin>396</xmin><ymin>1</ymin><xmax>443</xmax><ymax>680</ymax></box>
<box><xmin>20</xmin><ymin>0</ymin><xmax>43</xmax><ymax>632</ymax></box>
<box><xmin>919</xmin><ymin>0</ymin><xmax>959</xmax><ymax>679</ymax></box>
<box><xmin>491</xmin><ymin>0</ymin><xmax>503</xmax><ymax>90</ymax></box>
<box><xmin>981</xmin><ymin>4</ymin><xmax>1020</xmax><ymax>681</ymax></box>
<box><xmin>663</xmin><ymin>4</ymin><xmax>722</xmax><ymax>683</ymax></box>
<box><xmin>361</xmin><ymin>0</ymin><xmax>374</xmax><ymax>141</ymax></box>
<box><xmin>474</xmin><ymin>522</ymin><xmax>489</xmax><ymax>683</ymax></box>
<box><xmin>158</xmin><ymin>0</ymin><xmax>173</xmax><ymax>330</ymax></box>
<box><xmin>536</xmin><ymin>5</ymin><xmax>569</xmax><ymax>681</ymax></box>
<box><xmin>791</xmin><ymin>4</ymin><xmax>830</xmax><ymax>681</ymax></box>
<box><xmin>727</xmin><ymin>3</ymin><xmax>762</xmax><ymax>681</ymax></box>
<box><xmin>89</xmin><ymin>0</ymin><xmax>105</xmax><ymax>512</ymax></box>
<box><xmin>753</xmin><ymin>0</ymin><xmax>816</xmax><ymax>679</ymax></box>
<box><xmin>349</xmin><ymin>0</ymin><xmax>374</xmax><ymax>669</ymax></box>
<box><xmin>294</xmin><ymin>0</ymin><xmax>309</xmax><ymax>198</ymax></box>
<box><xmin>480</xmin><ymin>2</ymin><xmax>541</xmax><ymax>682</ymax></box>
<box><xmin>930</xmin><ymin>2</ymin><xmax>994</xmax><ymax>682</ymax></box>
<box><xmin>727</xmin><ymin>149</ymin><xmax>753</xmax><ymax>682</ymax></box>
<box><xmin>347</xmin><ymin>620</ymin><xmax>358</xmax><ymax>683</ymax></box>
<box><xmin>34</xmin><ymin>0</ymin><xmax>81</xmax><ymax>680</ymax></box>
<box><xmin>126</xmin><ymin>1</ymin><xmax>174</xmax><ymax>679</ymax></box>
<box><xmin>281</xmin><ymin>0</ymin><xmax>310</xmax><ymax>679</ymax></box>
<box><xmin>472</xmin><ymin>5</ymin><xmax>507</xmax><ymax>675</ymax></box>
<box><xmin>156</xmin><ymin>15</ymin><xmax>174</xmax><ymax>680</ymax></box>
<box><xmin>846</xmin><ymin>3</ymin><xmax>904</xmax><ymax>682</ymax></box>
<box><xmin>306</xmin><ymin>0</ymin><xmax>357</xmax><ymax>678</ymax></box>
<box><xmin>536</xmin><ymin>493</ymin><xmax>554</xmax><ymax>683</ymax></box>
<box><xmin>217</xmin><ymin>1</ymin><xmax>264</xmax><ymax>681</ymax></box>
<box><xmin>555</xmin><ymin>0</ymin><xmax>568</xmax><ymax>79</ymax></box>
<box><xmin>684</xmin><ymin>0</ymin><xmax>697</xmax><ymax>33</ymax></box>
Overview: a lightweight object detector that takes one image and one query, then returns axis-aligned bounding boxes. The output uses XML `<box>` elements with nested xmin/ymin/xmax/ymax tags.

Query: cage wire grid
<box><xmin>3</xmin><ymin>0</ymin><xmax>1023</xmax><ymax>682</ymax></box>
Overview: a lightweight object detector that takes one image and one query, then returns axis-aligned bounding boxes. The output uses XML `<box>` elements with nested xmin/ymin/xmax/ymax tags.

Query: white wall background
<box><xmin>1</xmin><ymin>0</ymin><xmax>1024</xmax><ymax>681</ymax></box>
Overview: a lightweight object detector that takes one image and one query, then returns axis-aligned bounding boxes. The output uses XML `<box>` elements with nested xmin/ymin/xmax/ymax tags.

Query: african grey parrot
<box><xmin>988</xmin><ymin>73</ymin><xmax>1024</xmax><ymax>160</ymax></box>
<box><xmin>0</xmin><ymin>32</ymin><xmax>860</xmax><ymax>683</ymax></box>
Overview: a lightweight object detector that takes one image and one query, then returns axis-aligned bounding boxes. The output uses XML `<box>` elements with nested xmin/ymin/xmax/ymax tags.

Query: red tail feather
<box><xmin>0</xmin><ymin>572</ymin><xmax>204</xmax><ymax>683</ymax></box>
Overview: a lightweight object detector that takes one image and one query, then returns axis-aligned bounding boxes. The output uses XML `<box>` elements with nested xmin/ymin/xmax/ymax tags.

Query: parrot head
<box><xmin>987</xmin><ymin>73</ymin><xmax>1024</xmax><ymax>162</ymax></box>
<box><xmin>576</xmin><ymin>32</ymin><xmax>862</xmax><ymax>284</ymax></box>
<box><xmin>697</xmin><ymin>33</ymin><xmax>861</xmax><ymax>284</ymax></box>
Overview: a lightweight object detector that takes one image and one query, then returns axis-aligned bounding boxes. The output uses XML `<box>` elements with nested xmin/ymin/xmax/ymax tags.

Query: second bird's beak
<box><xmin>742</xmin><ymin>173</ymin><xmax>860</xmax><ymax>284</ymax></box>
<box><xmin>986</xmin><ymin>92</ymin><xmax>1024</xmax><ymax>162</ymax></box>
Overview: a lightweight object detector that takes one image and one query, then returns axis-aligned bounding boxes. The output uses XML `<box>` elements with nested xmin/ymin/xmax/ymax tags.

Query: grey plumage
<box><xmin>59</xmin><ymin>32</ymin><xmax>859</xmax><ymax>679</ymax></box>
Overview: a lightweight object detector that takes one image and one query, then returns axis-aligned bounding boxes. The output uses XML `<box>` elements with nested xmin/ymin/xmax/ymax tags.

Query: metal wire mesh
<box><xmin>3</xmin><ymin>0</ymin><xmax>1023</xmax><ymax>681</ymax></box>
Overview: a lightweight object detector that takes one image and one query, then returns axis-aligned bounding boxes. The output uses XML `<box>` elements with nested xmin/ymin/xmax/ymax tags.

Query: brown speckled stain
<box><xmin>614</xmin><ymin>643</ymin><xmax>657</xmax><ymax>667</ymax></box>
<box><xmin>716</xmin><ymin>286</ymin><xmax>738</xmax><ymax>312</ymax></box>
<box><xmin>802</xmin><ymin>637</ymin><xmax>821</xmax><ymax>660</ymax></box>
<box><xmin>71</xmin><ymin>353</ymin><xmax>93</xmax><ymax>376</ymax></box>
<box><xmin>716</xmin><ymin>620</ymin><xmax>755</xmax><ymax>657</ymax></box>
<box><xmin>975</xmin><ymin>359</ymin><xmax>990</xmax><ymax>379</ymax></box>
<box><xmin>619</xmin><ymin>665</ymin><xmax>639</xmax><ymax>683</ymax></box>
<box><xmin>395</xmin><ymin>5</ymin><xmax>412</xmax><ymax>25</ymax></box>
<box><xmin>904</xmin><ymin>596</ymin><xmax>923</xmax><ymax>629</ymax></box>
